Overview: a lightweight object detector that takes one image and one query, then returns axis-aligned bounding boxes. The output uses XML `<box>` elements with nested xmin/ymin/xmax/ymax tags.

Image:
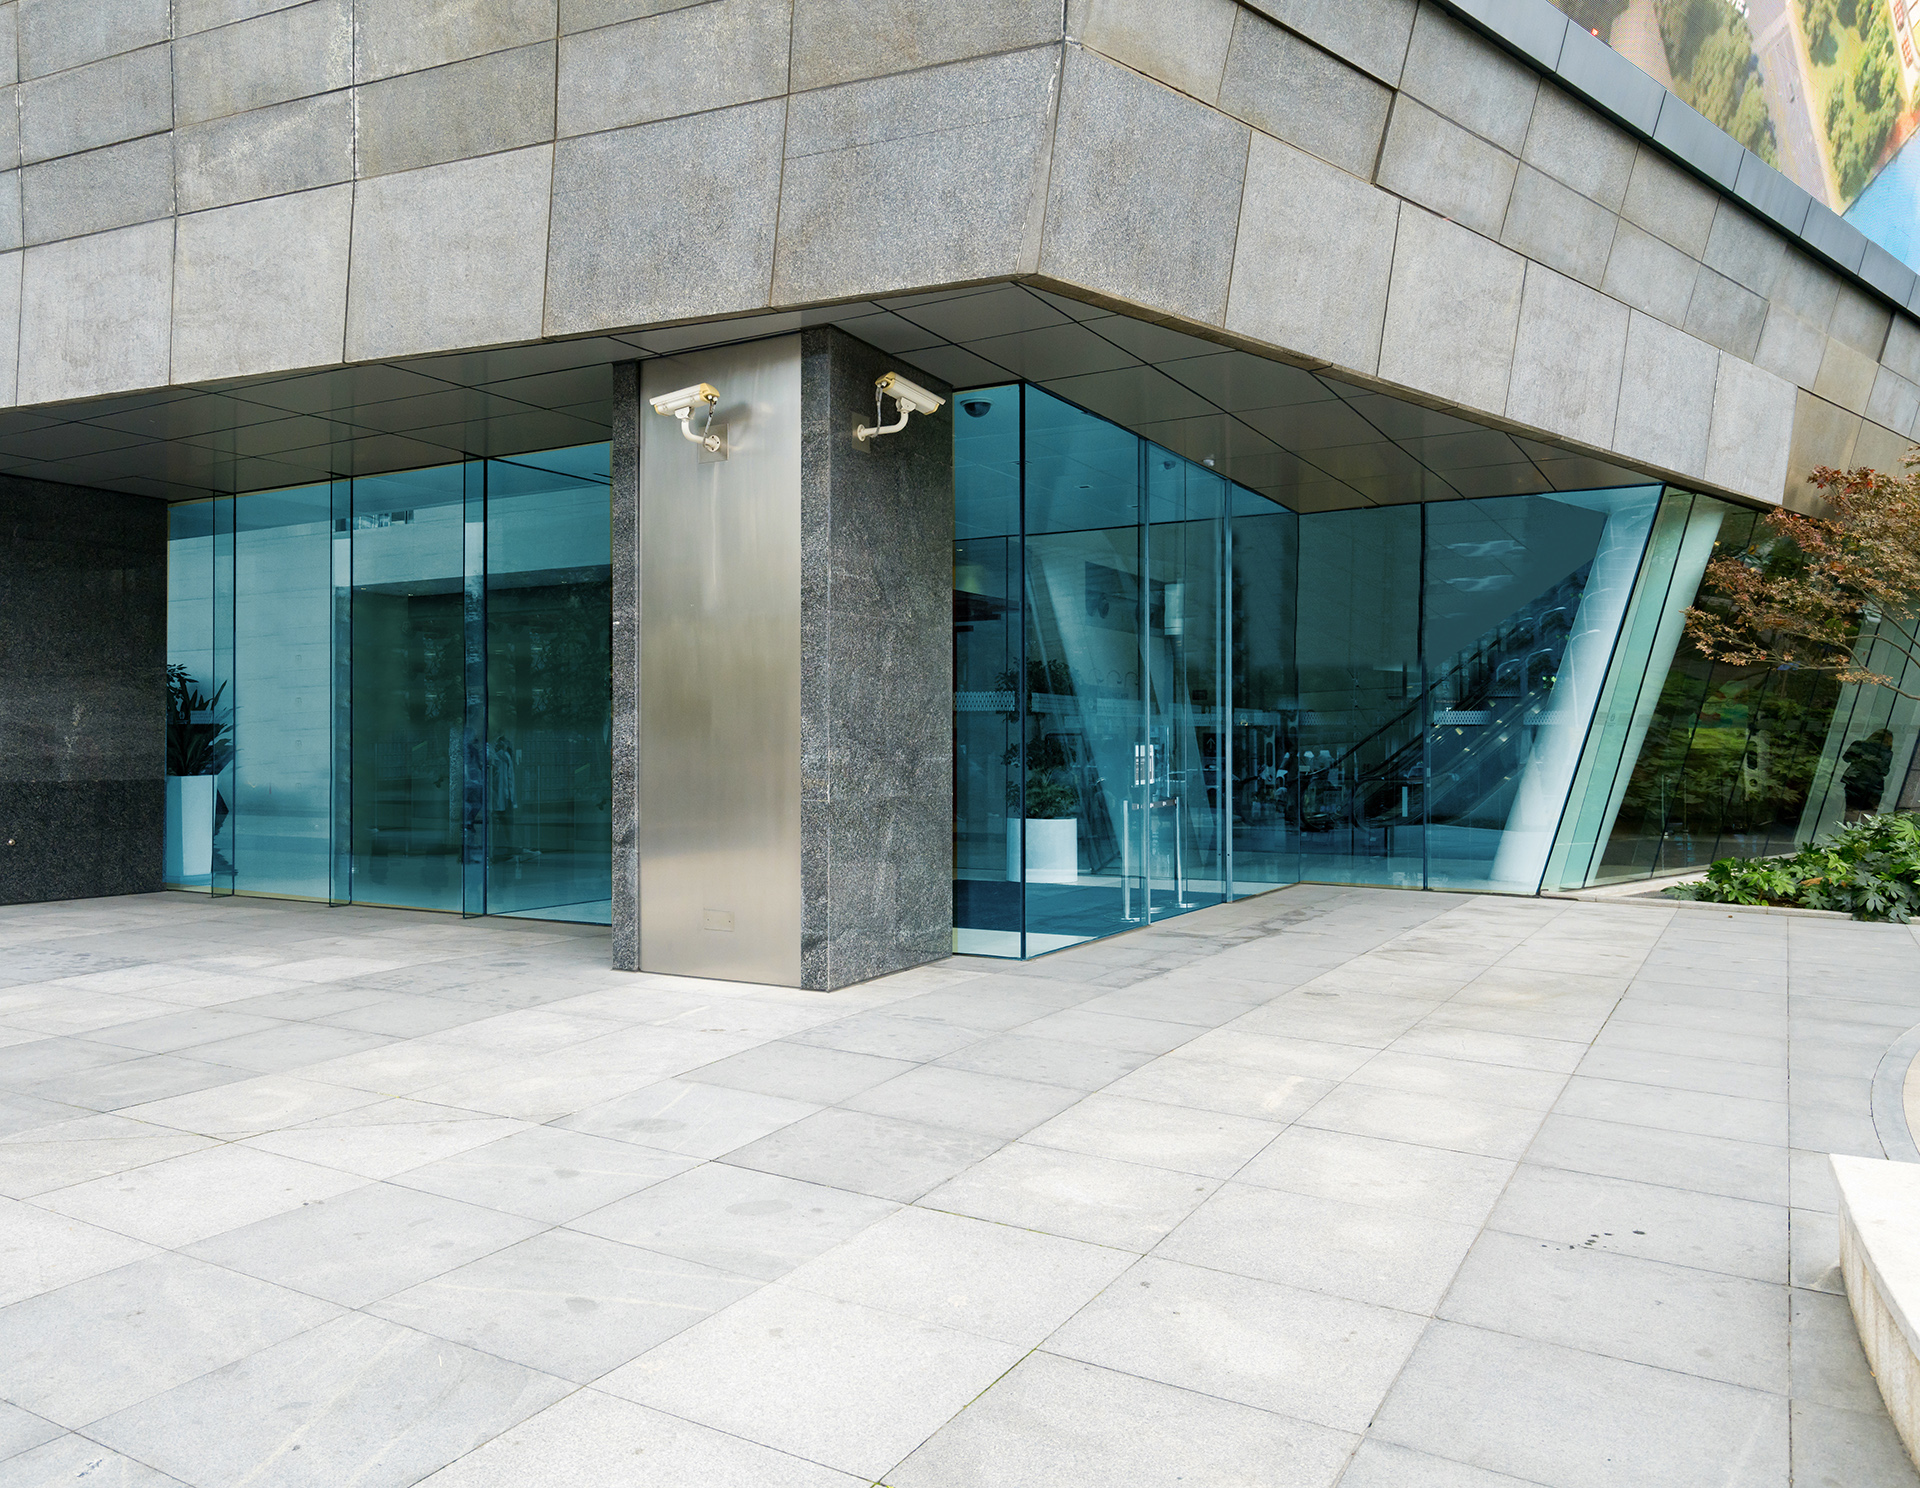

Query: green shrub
<box><xmin>1668</xmin><ymin>813</ymin><xmax>1920</xmax><ymax>920</ymax></box>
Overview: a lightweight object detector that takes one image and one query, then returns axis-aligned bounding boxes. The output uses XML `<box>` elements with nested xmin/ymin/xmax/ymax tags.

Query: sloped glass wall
<box><xmin>955</xmin><ymin>383</ymin><xmax>1678</xmax><ymax>957</ymax></box>
<box><xmin>164</xmin><ymin>445</ymin><xmax>611</xmax><ymax>924</ymax></box>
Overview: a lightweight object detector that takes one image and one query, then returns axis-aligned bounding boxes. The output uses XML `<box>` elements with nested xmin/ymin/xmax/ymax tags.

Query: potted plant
<box><xmin>165</xmin><ymin>664</ymin><xmax>232</xmax><ymax>881</ymax></box>
<box><xmin>999</xmin><ymin>660</ymin><xmax>1081</xmax><ymax>884</ymax></box>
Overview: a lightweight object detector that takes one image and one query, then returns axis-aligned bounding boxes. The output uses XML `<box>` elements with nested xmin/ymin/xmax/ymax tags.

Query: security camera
<box><xmin>962</xmin><ymin>399</ymin><xmax>993</xmax><ymax>418</ymax></box>
<box><xmin>650</xmin><ymin>383</ymin><xmax>719</xmax><ymax>418</ymax></box>
<box><xmin>650</xmin><ymin>383</ymin><xmax>724</xmax><ymax>453</ymax></box>
<box><xmin>856</xmin><ymin>371</ymin><xmax>946</xmax><ymax>442</ymax></box>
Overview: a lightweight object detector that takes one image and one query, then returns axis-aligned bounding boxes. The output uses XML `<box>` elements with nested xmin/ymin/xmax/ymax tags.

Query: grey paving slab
<box><xmin>1791</xmin><ymin>1206</ymin><xmax>1845</xmax><ymax>1293</ymax></box>
<box><xmin>410</xmin><ymin>1388</ymin><xmax>865</xmax><ymax>1487</ymax></box>
<box><xmin>721</xmin><ymin>1108</ymin><xmax>1003</xmax><ymax>1202</ymax></box>
<box><xmin>1047</xmin><ymin>1254</ymin><xmax>1426</xmax><ymax>1433</ymax></box>
<box><xmin>1022</xmin><ymin>1092</ymin><xmax>1283</xmax><ymax>1177</ymax></box>
<box><xmin>389</xmin><ymin>1125</ymin><xmax>695</xmax><ymax>1221</ymax></box>
<box><xmin>87</xmin><ymin>1312</ymin><xmax>569</xmax><ymax>1488</ymax></box>
<box><xmin>919</xmin><ymin>1141</ymin><xmax>1218</xmax><ymax>1250</ymax></box>
<box><xmin>181</xmin><ymin>1181</ymin><xmax>544</xmax><ymax>1307</ymax></box>
<box><xmin>369</xmin><ymin>1227</ymin><xmax>757</xmax><ymax>1383</ymax></box>
<box><xmin>1553</xmin><ymin>1075</ymin><xmax>1789</xmax><ymax>1145</ymax></box>
<box><xmin>1157</xmin><ymin>1180</ymin><xmax>1480</xmax><ymax>1313</ymax></box>
<box><xmin>555</xmin><ymin>1076</ymin><xmax>821</xmax><ymax>1157</ymax></box>
<box><xmin>1299</xmin><ymin>1083</ymin><xmax>1546</xmax><ymax>1160</ymax></box>
<box><xmin>0</xmin><ymin>1436</ymin><xmax>187</xmax><ymax>1486</ymax></box>
<box><xmin>0</xmin><ymin>1252</ymin><xmax>340</xmax><ymax>1427</ymax></box>
<box><xmin>568</xmin><ymin>1162</ymin><xmax>897</xmax><ymax>1280</ymax></box>
<box><xmin>888</xmin><ymin>1351</ymin><xmax>1355</xmax><ymax>1488</ymax></box>
<box><xmin>0</xmin><ymin>1195</ymin><xmax>157</xmax><ymax>1307</ymax></box>
<box><xmin>1439</xmin><ymin>1229</ymin><xmax>1788</xmax><ymax>1392</ymax></box>
<box><xmin>1238</xmin><ymin>1124</ymin><xmax>1515</xmax><ymax>1226</ymax></box>
<box><xmin>839</xmin><ymin>1063</ymin><xmax>1084</xmax><ymax>1138</ymax></box>
<box><xmin>1525</xmin><ymin>1113</ymin><xmax>1791</xmax><ymax>1206</ymax></box>
<box><xmin>596</xmin><ymin>1283</ymin><xmax>1027</xmax><ymax>1482</ymax></box>
<box><xmin>0</xmin><ymin>1401</ymin><xmax>61</xmax><ymax>1462</ymax></box>
<box><xmin>239</xmin><ymin>1100</ymin><xmax>531</xmax><ymax>1180</ymax></box>
<box><xmin>934</xmin><ymin>1032</ymin><xmax>1155</xmax><ymax>1090</ymax></box>
<box><xmin>779</xmin><ymin>1204</ymin><xmax>1132</xmax><ymax>1347</ymax></box>
<box><xmin>1790</xmin><ymin>1397</ymin><xmax>1920</xmax><ymax>1487</ymax></box>
<box><xmin>682</xmin><ymin>1040</ymin><xmax>915</xmax><ymax>1103</ymax></box>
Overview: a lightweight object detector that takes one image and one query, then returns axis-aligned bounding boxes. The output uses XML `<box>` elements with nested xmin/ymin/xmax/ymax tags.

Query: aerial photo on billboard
<box><xmin>1543</xmin><ymin>0</ymin><xmax>1920</xmax><ymax>270</ymax></box>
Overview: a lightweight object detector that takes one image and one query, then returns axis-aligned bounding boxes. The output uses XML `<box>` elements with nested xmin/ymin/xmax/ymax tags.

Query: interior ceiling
<box><xmin>0</xmin><ymin>282</ymin><xmax>1656</xmax><ymax>511</ymax></box>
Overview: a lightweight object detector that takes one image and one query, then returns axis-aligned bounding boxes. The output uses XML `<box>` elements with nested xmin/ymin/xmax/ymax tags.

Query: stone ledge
<box><xmin>1835</xmin><ymin>1154</ymin><xmax>1920</xmax><ymax>1473</ymax></box>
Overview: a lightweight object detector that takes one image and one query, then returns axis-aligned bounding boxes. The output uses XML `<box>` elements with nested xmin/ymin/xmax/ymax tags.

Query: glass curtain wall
<box><xmin>163</xmin><ymin>445</ymin><xmax>612</xmax><ymax>924</ymax></box>
<box><xmin>957</xmin><ymin>383</ymin><xmax>1680</xmax><ymax>957</ymax></box>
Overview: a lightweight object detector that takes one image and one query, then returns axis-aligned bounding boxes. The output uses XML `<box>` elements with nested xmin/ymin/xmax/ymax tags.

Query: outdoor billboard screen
<box><xmin>1542</xmin><ymin>0</ymin><xmax>1919</xmax><ymax>270</ymax></box>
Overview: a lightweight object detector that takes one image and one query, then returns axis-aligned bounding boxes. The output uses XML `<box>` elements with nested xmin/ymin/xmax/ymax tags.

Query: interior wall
<box><xmin>0</xmin><ymin>477</ymin><xmax>166</xmax><ymax>905</ymax></box>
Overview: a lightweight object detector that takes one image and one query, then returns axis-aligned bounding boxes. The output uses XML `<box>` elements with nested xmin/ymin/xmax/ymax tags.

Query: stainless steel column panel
<box><xmin>639</xmin><ymin>337</ymin><xmax>803</xmax><ymax>984</ymax></box>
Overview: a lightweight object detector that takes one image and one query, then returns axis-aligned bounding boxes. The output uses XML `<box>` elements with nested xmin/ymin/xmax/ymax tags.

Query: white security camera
<box><xmin>857</xmin><ymin>371</ymin><xmax>946</xmax><ymax>442</ymax></box>
<box><xmin>649</xmin><ymin>383</ymin><xmax>724</xmax><ymax>452</ymax></box>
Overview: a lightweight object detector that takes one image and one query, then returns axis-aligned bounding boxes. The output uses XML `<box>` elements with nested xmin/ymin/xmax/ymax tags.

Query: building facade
<box><xmin>5</xmin><ymin>0</ymin><xmax>1920</xmax><ymax>987</ymax></box>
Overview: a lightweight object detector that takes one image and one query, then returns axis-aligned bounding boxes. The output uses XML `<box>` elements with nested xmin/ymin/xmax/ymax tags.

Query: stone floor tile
<box><xmin>0</xmin><ymin>1198</ymin><xmax>159</xmax><ymax>1309</ymax></box>
<box><xmin>1298</xmin><ymin>1084</ymin><xmax>1545</xmax><ymax>1160</ymax></box>
<box><xmin>88</xmin><ymin>1312</ymin><xmax>569</xmax><ymax>1488</ymax></box>
<box><xmin>239</xmin><ymin>1100</ymin><xmax>531</xmax><ymax>1180</ymax></box>
<box><xmin>0</xmin><ymin>994</ymin><xmax>181</xmax><ymax>1039</ymax></box>
<box><xmin>1552</xmin><ymin>1076</ymin><xmax>1789</xmax><ymax>1145</ymax></box>
<box><xmin>1067</xmin><ymin>985</ymin><xmax>1266</xmax><ymax>1027</ymax></box>
<box><xmin>1525</xmin><ymin>1114</ymin><xmax>1790</xmax><ymax>1205</ymax></box>
<box><xmin>1789</xmin><ymin>1287</ymin><xmax>1886</xmax><ymax>1413</ymax></box>
<box><xmin>1165</xmin><ymin>1028</ymin><xmax>1385</xmax><ymax>1081</ymax></box>
<box><xmin>408</xmin><ymin>1027</ymin><xmax>760</xmax><ymax>1121</ymax></box>
<box><xmin>780</xmin><ymin>1204</ymin><xmax>1133</xmax><ymax>1347</ymax></box>
<box><xmin>1791</xmin><ymin>1148</ymin><xmax>1842</xmax><ymax>1213</ymax></box>
<box><xmin>568</xmin><ymin>1162</ymin><xmax>897</xmax><ymax>1280</ymax></box>
<box><xmin>596</xmin><ymin>1283</ymin><xmax>1026</xmax><ymax>1482</ymax></box>
<box><xmin>0</xmin><ymin>1091</ymin><xmax>87</xmax><ymax>1140</ymax></box>
<box><xmin>1789</xmin><ymin>1103</ymin><xmax>1886</xmax><ymax>1157</ymax></box>
<box><xmin>1789</xmin><ymin>1398</ymin><xmax>1920</xmax><ymax>1487</ymax></box>
<box><xmin>680</xmin><ymin>1041</ymin><xmax>916</xmax><ymax>1103</ymax></box>
<box><xmin>1487</xmin><ymin>1163</ymin><xmax>1788</xmax><ymax>1282</ymax></box>
<box><xmin>935</xmin><ymin>1033</ymin><xmax>1155</xmax><ymax>1090</ymax></box>
<box><xmin>887</xmin><ymin>1351</ymin><xmax>1355</xmax><ymax>1488</ymax></box>
<box><xmin>416</xmin><ymin>1389</ymin><xmax>865</xmax><ymax>1486</ymax></box>
<box><xmin>0</xmin><ymin>1401</ymin><xmax>60</xmax><ymax>1462</ymax></box>
<box><xmin>0</xmin><ymin>1037</ymin><xmax>146</xmax><ymax>1090</ymax></box>
<box><xmin>369</xmin><ymin>1227</ymin><xmax>757</xmax><ymax>1382</ymax></box>
<box><xmin>1237</xmin><ymin>1125</ymin><xmax>1516</xmax><ymax>1226</ymax></box>
<box><xmin>1046</xmin><ymin>1255</ymin><xmax>1425</xmax><ymax>1433</ymax></box>
<box><xmin>1574</xmin><ymin>1044</ymin><xmax>1786</xmax><ymax>1100</ymax></box>
<box><xmin>840</xmin><ymin>1064</ymin><xmax>1084</xmax><ymax>1138</ymax></box>
<box><xmin>174</xmin><ymin>1021</ymin><xmax>396</xmax><ymax>1075</ymax></box>
<box><xmin>313</xmin><ymin>993</ymin><xmax>493</xmax><ymax>1038</ymax></box>
<box><xmin>0</xmin><ymin>1253</ymin><xmax>340</xmax><ymax>1428</ymax></box>
<box><xmin>1439</xmin><ymin>1229</ymin><xmax>1788</xmax><ymax>1391</ymax></box>
<box><xmin>1592</xmin><ymin>1020</ymin><xmax>1789</xmax><ymax>1068</ymax></box>
<box><xmin>1013</xmin><ymin>1008</ymin><xmax>1204</xmax><ymax>1056</ymax></box>
<box><xmin>83</xmin><ymin>1008</ymin><xmax>290</xmax><ymax>1054</ymax></box>
<box><xmin>1344</xmin><ymin>1049</ymin><xmax>1570</xmax><ymax>1112</ymax></box>
<box><xmin>0</xmin><ymin>1114</ymin><xmax>217</xmax><ymax>1200</ymax></box>
<box><xmin>1022</xmin><ymin>1092</ymin><xmax>1284</xmax><ymax>1178</ymax></box>
<box><xmin>1370</xmin><ymin>1320</ymin><xmax>1788</xmax><ymax>1488</ymax></box>
<box><xmin>182</xmin><ymin>1181</ymin><xmax>544</xmax><ymax>1307</ymax></box>
<box><xmin>423</xmin><ymin>1007</ymin><xmax>632</xmax><ymax>1055</ymax></box>
<box><xmin>556</xmin><ymin>1077</ymin><xmax>821</xmax><ymax>1157</ymax></box>
<box><xmin>1387</xmin><ymin>1025</ymin><xmax>1590</xmax><ymax>1074</ymax></box>
<box><xmin>1336</xmin><ymin>1439</ymin><xmax>1550</xmax><ymax>1486</ymax></box>
<box><xmin>721</xmin><ymin>1108</ymin><xmax>1004</xmax><ymax>1202</ymax></box>
<box><xmin>390</xmin><ymin>1125</ymin><xmax>695</xmax><ymax>1221</ymax></box>
<box><xmin>1100</xmin><ymin>1055</ymin><xmax>1336</xmax><ymax>1123</ymax></box>
<box><xmin>919</xmin><ymin>1142</ymin><xmax>1218</xmax><ymax>1251</ymax></box>
<box><xmin>0</xmin><ymin>1435</ymin><xmax>187</xmax><ymax>1486</ymax></box>
<box><xmin>1791</xmin><ymin>1207</ymin><xmax>1844</xmax><ymax>1293</ymax></box>
<box><xmin>281</xmin><ymin>1039</ymin><xmax>511</xmax><ymax>1098</ymax></box>
<box><xmin>36</xmin><ymin>1143</ymin><xmax>369</xmax><ymax>1248</ymax></box>
<box><xmin>1158</xmin><ymin>1180</ymin><xmax>1480</xmax><ymax>1313</ymax></box>
<box><xmin>113</xmin><ymin>1073</ymin><xmax>382</xmax><ymax>1136</ymax></box>
<box><xmin>785</xmin><ymin>1011</ymin><xmax>991</xmax><ymax>1062</ymax></box>
<box><xmin>17</xmin><ymin>1054</ymin><xmax>245</xmax><ymax>1113</ymax></box>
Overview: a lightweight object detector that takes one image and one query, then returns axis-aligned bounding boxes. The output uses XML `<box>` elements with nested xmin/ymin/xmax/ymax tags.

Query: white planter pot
<box><xmin>165</xmin><ymin>775</ymin><xmax>215</xmax><ymax>881</ymax></box>
<box><xmin>1007</xmin><ymin>816</ymin><xmax>1079</xmax><ymax>884</ymax></box>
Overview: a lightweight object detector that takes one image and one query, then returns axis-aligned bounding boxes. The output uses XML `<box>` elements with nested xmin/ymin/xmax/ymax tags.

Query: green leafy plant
<box><xmin>1668</xmin><ymin>812</ymin><xmax>1920</xmax><ymax>921</ymax></box>
<box><xmin>995</xmin><ymin>660</ymin><xmax>1079</xmax><ymax>820</ymax></box>
<box><xmin>166</xmin><ymin>664</ymin><xmax>234</xmax><ymax>777</ymax></box>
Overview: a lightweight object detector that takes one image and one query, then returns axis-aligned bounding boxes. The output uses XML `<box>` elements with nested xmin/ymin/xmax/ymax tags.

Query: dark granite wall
<box><xmin>798</xmin><ymin>329</ymin><xmax>954</xmax><ymax>990</ymax></box>
<box><xmin>610</xmin><ymin>361</ymin><xmax>642</xmax><ymax>971</ymax></box>
<box><xmin>0</xmin><ymin>478</ymin><xmax>167</xmax><ymax>904</ymax></box>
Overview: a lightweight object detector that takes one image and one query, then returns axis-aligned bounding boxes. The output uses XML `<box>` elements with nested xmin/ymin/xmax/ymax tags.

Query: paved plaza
<box><xmin>0</xmin><ymin>885</ymin><xmax>1917</xmax><ymax>1486</ymax></box>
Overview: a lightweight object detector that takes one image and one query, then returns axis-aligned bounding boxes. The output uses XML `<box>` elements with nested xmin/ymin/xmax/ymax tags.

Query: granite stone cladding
<box><xmin>0</xmin><ymin>474</ymin><xmax>166</xmax><ymax>905</ymax></box>
<box><xmin>2</xmin><ymin>0</ymin><xmax>1916</xmax><ymax>505</ymax></box>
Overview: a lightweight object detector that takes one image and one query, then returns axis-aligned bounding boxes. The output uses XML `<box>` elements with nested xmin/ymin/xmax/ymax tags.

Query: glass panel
<box><xmin>211</xmin><ymin>495</ymin><xmax>236</xmax><ymax>896</ymax></box>
<box><xmin>1228</xmin><ymin>487</ymin><xmax>1300</xmax><ymax>891</ymax></box>
<box><xmin>1021</xmin><ymin>387</ymin><xmax>1143</xmax><ymax>952</ymax></box>
<box><xmin>953</xmin><ymin>386</ymin><xmax>1023</xmax><ymax>957</ymax></box>
<box><xmin>484</xmin><ymin>446</ymin><xmax>614</xmax><ymax>924</ymax></box>
<box><xmin>231</xmin><ymin>484</ymin><xmax>333</xmax><ymax>899</ymax></box>
<box><xmin>1422</xmin><ymin>487</ymin><xmax>1661</xmax><ymax>892</ymax></box>
<box><xmin>1294</xmin><ymin>506</ymin><xmax>1424</xmax><ymax>885</ymax></box>
<box><xmin>1144</xmin><ymin>449</ymin><xmax>1229</xmax><ymax>920</ymax></box>
<box><xmin>349</xmin><ymin>463</ymin><xmax>469</xmax><ymax>912</ymax></box>
<box><xmin>164</xmin><ymin>502</ymin><xmax>218</xmax><ymax>890</ymax></box>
